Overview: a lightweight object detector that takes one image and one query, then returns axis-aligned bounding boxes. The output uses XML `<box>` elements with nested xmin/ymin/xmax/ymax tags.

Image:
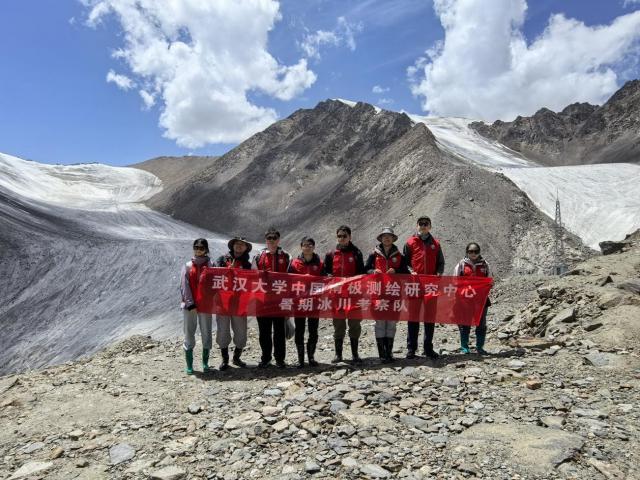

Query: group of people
<box><xmin>179</xmin><ymin>217</ymin><xmax>491</xmax><ymax>375</ymax></box>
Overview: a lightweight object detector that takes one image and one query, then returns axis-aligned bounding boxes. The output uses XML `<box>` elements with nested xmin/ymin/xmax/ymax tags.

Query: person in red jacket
<box><xmin>364</xmin><ymin>227</ymin><xmax>409</xmax><ymax>363</ymax></box>
<box><xmin>403</xmin><ymin>216</ymin><xmax>445</xmax><ymax>360</ymax></box>
<box><xmin>253</xmin><ymin>228</ymin><xmax>291</xmax><ymax>368</ymax></box>
<box><xmin>179</xmin><ymin>238</ymin><xmax>214</xmax><ymax>375</ymax></box>
<box><xmin>288</xmin><ymin>236</ymin><xmax>324</xmax><ymax>368</ymax></box>
<box><xmin>323</xmin><ymin>225</ymin><xmax>366</xmax><ymax>364</ymax></box>
<box><xmin>215</xmin><ymin>236</ymin><xmax>253</xmax><ymax>370</ymax></box>
<box><xmin>453</xmin><ymin>242</ymin><xmax>491</xmax><ymax>354</ymax></box>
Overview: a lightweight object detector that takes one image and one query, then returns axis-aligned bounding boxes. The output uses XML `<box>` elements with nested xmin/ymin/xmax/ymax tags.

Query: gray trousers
<box><xmin>375</xmin><ymin>320</ymin><xmax>397</xmax><ymax>338</ymax></box>
<box><xmin>216</xmin><ymin>315</ymin><xmax>248</xmax><ymax>349</ymax></box>
<box><xmin>183</xmin><ymin>309</ymin><xmax>213</xmax><ymax>350</ymax></box>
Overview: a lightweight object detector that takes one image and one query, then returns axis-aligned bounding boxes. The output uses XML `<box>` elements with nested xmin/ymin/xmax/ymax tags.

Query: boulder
<box><xmin>150</xmin><ymin>466</ymin><xmax>187</xmax><ymax>480</ymax></box>
<box><xmin>583</xmin><ymin>353</ymin><xmax>624</xmax><ymax>369</ymax></box>
<box><xmin>582</xmin><ymin>319</ymin><xmax>603</xmax><ymax>332</ymax></box>
<box><xmin>599</xmin><ymin>241</ymin><xmax>626</xmax><ymax>255</ymax></box>
<box><xmin>450</xmin><ymin>423</ymin><xmax>584</xmax><ymax>476</ymax></box>
<box><xmin>618</xmin><ymin>279</ymin><xmax>640</xmax><ymax>295</ymax></box>
<box><xmin>338</xmin><ymin>410</ymin><xmax>397</xmax><ymax>431</ymax></box>
<box><xmin>551</xmin><ymin>308</ymin><xmax>576</xmax><ymax>324</ymax></box>
<box><xmin>224</xmin><ymin>411</ymin><xmax>262</xmax><ymax>430</ymax></box>
<box><xmin>8</xmin><ymin>462</ymin><xmax>54</xmax><ymax>480</ymax></box>
<box><xmin>360</xmin><ymin>464</ymin><xmax>391</xmax><ymax>478</ymax></box>
<box><xmin>109</xmin><ymin>443</ymin><xmax>135</xmax><ymax>465</ymax></box>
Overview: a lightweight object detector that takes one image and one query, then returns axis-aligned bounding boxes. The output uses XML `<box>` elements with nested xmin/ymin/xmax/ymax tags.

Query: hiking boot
<box><xmin>332</xmin><ymin>339</ymin><xmax>343</xmax><ymax>364</ymax></box>
<box><xmin>219</xmin><ymin>348</ymin><xmax>230</xmax><ymax>371</ymax></box>
<box><xmin>232</xmin><ymin>348</ymin><xmax>247</xmax><ymax>368</ymax></box>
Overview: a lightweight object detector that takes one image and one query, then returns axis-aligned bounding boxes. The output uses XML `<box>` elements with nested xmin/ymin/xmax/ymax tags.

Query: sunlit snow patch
<box><xmin>502</xmin><ymin>164</ymin><xmax>640</xmax><ymax>249</ymax></box>
<box><xmin>335</xmin><ymin>98</ymin><xmax>381</xmax><ymax>114</ymax></box>
<box><xmin>411</xmin><ymin>115</ymin><xmax>535</xmax><ymax>168</ymax></box>
<box><xmin>0</xmin><ymin>152</ymin><xmax>162</xmax><ymax>211</ymax></box>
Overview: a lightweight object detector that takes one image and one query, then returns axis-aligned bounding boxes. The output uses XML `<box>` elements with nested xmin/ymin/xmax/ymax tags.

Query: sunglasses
<box><xmin>301</xmin><ymin>243</ymin><xmax>315</xmax><ymax>248</ymax></box>
<box><xmin>418</xmin><ymin>222</ymin><xmax>430</xmax><ymax>227</ymax></box>
<box><xmin>336</xmin><ymin>234</ymin><xmax>348</xmax><ymax>239</ymax></box>
<box><xmin>265</xmin><ymin>236</ymin><xmax>279</xmax><ymax>241</ymax></box>
<box><xmin>193</xmin><ymin>246</ymin><xmax>206</xmax><ymax>251</ymax></box>
<box><xmin>467</xmin><ymin>249</ymin><xmax>480</xmax><ymax>254</ymax></box>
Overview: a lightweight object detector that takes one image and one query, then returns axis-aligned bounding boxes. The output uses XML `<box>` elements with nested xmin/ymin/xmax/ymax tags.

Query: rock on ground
<box><xmin>451</xmin><ymin>424</ymin><xmax>585</xmax><ymax>476</ymax></box>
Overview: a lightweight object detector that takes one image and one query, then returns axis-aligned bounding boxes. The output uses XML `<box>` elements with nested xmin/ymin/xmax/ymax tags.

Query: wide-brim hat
<box><xmin>377</xmin><ymin>227</ymin><xmax>398</xmax><ymax>242</ymax></box>
<box><xmin>228</xmin><ymin>236</ymin><xmax>252</xmax><ymax>253</ymax></box>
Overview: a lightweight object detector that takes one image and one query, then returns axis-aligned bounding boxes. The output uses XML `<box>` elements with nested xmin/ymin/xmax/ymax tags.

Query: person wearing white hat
<box><xmin>364</xmin><ymin>227</ymin><xmax>409</xmax><ymax>363</ymax></box>
<box><xmin>215</xmin><ymin>236</ymin><xmax>253</xmax><ymax>369</ymax></box>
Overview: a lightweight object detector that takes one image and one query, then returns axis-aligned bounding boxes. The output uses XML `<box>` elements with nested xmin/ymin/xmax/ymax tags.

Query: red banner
<box><xmin>197</xmin><ymin>268</ymin><xmax>492</xmax><ymax>326</ymax></box>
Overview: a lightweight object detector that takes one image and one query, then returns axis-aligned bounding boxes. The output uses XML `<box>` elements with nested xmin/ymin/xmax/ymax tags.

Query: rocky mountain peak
<box><xmin>560</xmin><ymin>102</ymin><xmax>598</xmax><ymax>123</ymax></box>
<box><xmin>605</xmin><ymin>79</ymin><xmax>640</xmax><ymax>105</ymax></box>
<box><xmin>470</xmin><ymin>80</ymin><xmax>640</xmax><ymax>165</ymax></box>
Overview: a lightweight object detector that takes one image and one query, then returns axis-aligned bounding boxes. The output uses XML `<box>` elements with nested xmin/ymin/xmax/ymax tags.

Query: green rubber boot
<box><xmin>184</xmin><ymin>349</ymin><xmax>194</xmax><ymax>375</ymax></box>
<box><xmin>459</xmin><ymin>328</ymin><xmax>471</xmax><ymax>354</ymax></box>
<box><xmin>202</xmin><ymin>349</ymin><xmax>210</xmax><ymax>372</ymax></box>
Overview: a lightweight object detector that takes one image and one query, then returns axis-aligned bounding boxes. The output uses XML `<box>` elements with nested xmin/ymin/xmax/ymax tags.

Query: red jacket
<box><xmin>454</xmin><ymin>256</ymin><xmax>491</xmax><ymax>306</ymax></box>
<box><xmin>454</xmin><ymin>257</ymin><xmax>490</xmax><ymax>277</ymax></box>
<box><xmin>323</xmin><ymin>243</ymin><xmax>365</xmax><ymax>277</ymax></box>
<box><xmin>188</xmin><ymin>263</ymin><xmax>206</xmax><ymax>299</ymax></box>
<box><xmin>288</xmin><ymin>253</ymin><xmax>324</xmax><ymax>275</ymax></box>
<box><xmin>403</xmin><ymin>234</ymin><xmax>444</xmax><ymax>275</ymax></box>
<box><xmin>254</xmin><ymin>247</ymin><xmax>290</xmax><ymax>272</ymax></box>
<box><xmin>364</xmin><ymin>245</ymin><xmax>409</xmax><ymax>273</ymax></box>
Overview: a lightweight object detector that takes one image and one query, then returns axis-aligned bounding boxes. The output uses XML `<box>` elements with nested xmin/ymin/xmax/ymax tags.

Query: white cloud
<box><xmin>106</xmin><ymin>70</ymin><xmax>134</xmax><ymax>90</ymax></box>
<box><xmin>624</xmin><ymin>0</ymin><xmax>640</xmax><ymax>7</ymax></box>
<box><xmin>377</xmin><ymin>97</ymin><xmax>394</xmax><ymax>105</ymax></box>
<box><xmin>409</xmin><ymin>0</ymin><xmax>640</xmax><ymax>121</ymax></box>
<box><xmin>139</xmin><ymin>90</ymin><xmax>155</xmax><ymax>109</ymax></box>
<box><xmin>82</xmin><ymin>0</ymin><xmax>316</xmax><ymax>147</ymax></box>
<box><xmin>300</xmin><ymin>16</ymin><xmax>362</xmax><ymax>59</ymax></box>
<box><xmin>372</xmin><ymin>85</ymin><xmax>389</xmax><ymax>94</ymax></box>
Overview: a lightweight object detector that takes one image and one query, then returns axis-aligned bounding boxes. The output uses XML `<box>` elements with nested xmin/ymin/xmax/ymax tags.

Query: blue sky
<box><xmin>0</xmin><ymin>0</ymin><xmax>639</xmax><ymax>166</ymax></box>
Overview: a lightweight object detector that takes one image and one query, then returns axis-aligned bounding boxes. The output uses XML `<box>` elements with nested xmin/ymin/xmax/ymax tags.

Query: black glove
<box><xmin>187</xmin><ymin>304</ymin><xmax>197</xmax><ymax>311</ymax></box>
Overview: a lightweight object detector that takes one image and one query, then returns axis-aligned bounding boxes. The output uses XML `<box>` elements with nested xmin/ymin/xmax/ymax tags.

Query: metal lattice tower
<box><xmin>553</xmin><ymin>190</ymin><xmax>567</xmax><ymax>275</ymax></box>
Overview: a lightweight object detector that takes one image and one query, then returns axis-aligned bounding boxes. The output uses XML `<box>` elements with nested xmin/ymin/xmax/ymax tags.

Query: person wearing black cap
<box><xmin>403</xmin><ymin>216</ymin><xmax>445</xmax><ymax>360</ymax></box>
<box><xmin>216</xmin><ymin>237</ymin><xmax>253</xmax><ymax>369</ymax></box>
<box><xmin>288</xmin><ymin>236</ymin><xmax>324</xmax><ymax>368</ymax></box>
<box><xmin>253</xmin><ymin>228</ymin><xmax>291</xmax><ymax>368</ymax></box>
<box><xmin>180</xmin><ymin>238</ymin><xmax>214</xmax><ymax>375</ymax></box>
<box><xmin>365</xmin><ymin>227</ymin><xmax>409</xmax><ymax>363</ymax></box>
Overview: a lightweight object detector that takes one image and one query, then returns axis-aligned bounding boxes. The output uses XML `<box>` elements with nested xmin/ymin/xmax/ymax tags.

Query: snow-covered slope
<box><xmin>412</xmin><ymin>115</ymin><xmax>639</xmax><ymax>248</ymax></box>
<box><xmin>0</xmin><ymin>152</ymin><xmax>162</xmax><ymax>210</ymax></box>
<box><xmin>0</xmin><ymin>152</ymin><xmax>228</xmax><ymax>374</ymax></box>
<box><xmin>336</xmin><ymin>99</ymin><xmax>639</xmax><ymax>248</ymax></box>
<box><xmin>502</xmin><ymin>164</ymin><xmax>640</xmax><ymax>249</ymax></box>
<box><xmin>411</xmin><ymin>116</ymin><xmax>536</xmax><ymax>168</ymax></box>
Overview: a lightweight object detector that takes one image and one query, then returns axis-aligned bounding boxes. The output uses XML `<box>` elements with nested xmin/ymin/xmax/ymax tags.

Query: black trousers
<box><xmin>294</xmin><ymin>317</ymin><xmax>319</xmax><ymax>346</ymax></box>
<box><xmin>257</xmin><ymin>316</ymin><xmax>286</xmax><ymax>363</ymax></box>
<box><xmin>407</xmin><ymin>322</ymin><xmax>435</xmax><ymax>353</ymax></box>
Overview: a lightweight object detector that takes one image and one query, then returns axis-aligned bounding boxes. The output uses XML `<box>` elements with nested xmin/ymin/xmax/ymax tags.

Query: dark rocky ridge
<box><xmin>132</xmin><ymin>155</ymin><xmax>218</xmax><ymax>201</ymax></box>
<box><xmin>470</xmin><ymin>80</ymin><xmax>640</xmax><ymax>166</ymax></box>
<box><xmin>138</xmin><ymin>100</ymin><xmax>591</xmax><ymax>277</ymax></box>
